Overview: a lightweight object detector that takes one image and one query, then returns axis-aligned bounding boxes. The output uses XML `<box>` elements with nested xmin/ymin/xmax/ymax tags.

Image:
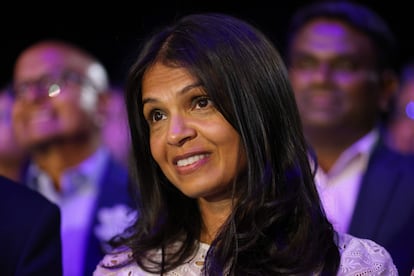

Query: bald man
<box><xmin>12</xmin><ymin>40</ymin><xmax>135</xmax><ymax>276</ymax></box>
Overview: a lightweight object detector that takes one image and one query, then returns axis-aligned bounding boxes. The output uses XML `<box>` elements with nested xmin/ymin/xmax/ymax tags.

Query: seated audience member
<box><xmin>0</xmin><ymin>174</ymin><xmax>62</xmax><ymax>275</ymax></box>
<box><xmin>11</xmin><ymin>39</ymin><xmax>135</xmax><ymax>276</ymax></box>
<box><xmin>385</xmin><ymin>60</ymin><xmax>414</xmax><ymax>153</ymax></box>
<box><xmin>0</xmin><ymin>84</ymin><xmax>28</xmax><ymax>182</ymax></box>
<box><xmin>94</xmin><ymin>13</ymin><xmax>397</xmax><ymax>275</ymax></box>
<box><xmin>101</xmin><ymin>84</ymin><xmax>131</xmax><ymax>168</ymax></box>
<box><xmin>285</xmin><ymin>1</ymin><xmax>414</xmax><ymax>275</ymax></box>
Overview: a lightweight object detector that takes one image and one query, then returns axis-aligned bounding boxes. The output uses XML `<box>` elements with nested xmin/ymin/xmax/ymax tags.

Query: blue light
<box><xmin>405</xmin><ymin>101</ymin><xmax>414</xmax><ymax>120</ymax></box>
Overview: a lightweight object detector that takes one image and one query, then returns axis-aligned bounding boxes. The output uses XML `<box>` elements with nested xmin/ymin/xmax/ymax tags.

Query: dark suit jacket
<box><xmin>82</xmin><ymin>156</ymin><xmax>134</xmax><ymax>276</ymax></box>
<box><xmin>349</xmin><ymin>139</ymin><xmax>414</xmax><ymax>276</ymax></box>
<box><xmin>0</xmin><ymin>175</ymin><xmax>62</xmax><ymax>276</ymax></box>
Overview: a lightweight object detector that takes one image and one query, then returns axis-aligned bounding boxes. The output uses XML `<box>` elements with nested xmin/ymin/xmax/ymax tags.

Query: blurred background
<box><xmin>1</xmin><ymin>0</ymin><xmax>410</xmax><ymax>86</ymax></box>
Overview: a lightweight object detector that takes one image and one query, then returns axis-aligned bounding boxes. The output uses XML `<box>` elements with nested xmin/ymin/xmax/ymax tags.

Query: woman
<box><xmin>94</xmin><ymin>13</ymin><xmax>397</xmax><ymax>275</ymax></box>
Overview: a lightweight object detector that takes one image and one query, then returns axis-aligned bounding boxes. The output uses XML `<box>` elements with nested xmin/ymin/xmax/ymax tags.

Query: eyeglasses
<box><xmin>13</xmin><ymin>70</ymin><xmax>95</xmax><ymax>100</ymax></box>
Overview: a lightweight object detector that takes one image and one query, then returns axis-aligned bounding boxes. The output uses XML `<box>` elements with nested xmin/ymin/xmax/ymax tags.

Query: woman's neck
<box><xmin>198</xmin><ymin>198</ymin><xmax>232</xmax><ymax>244</ymax></box>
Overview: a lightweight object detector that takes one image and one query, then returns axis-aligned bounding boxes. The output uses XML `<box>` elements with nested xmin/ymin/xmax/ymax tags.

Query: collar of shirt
<box><xmin>26</xmin><ymin>147</ymin><xmax>110</xmax><ymax>204</ymax></box>
<box><xmin>316</xmin><ymin>128</ymin><xmax>380</xmax><ymax>181</ymax></box>
<box><xmin>312</xmin><ymin>128</ymin><xmax>380</xmax><ymax>233</ymax></box>
<box><xmin>330</xmin><ymin>128</ymin><xmax>379</xmax><ymax>177</ymax></box>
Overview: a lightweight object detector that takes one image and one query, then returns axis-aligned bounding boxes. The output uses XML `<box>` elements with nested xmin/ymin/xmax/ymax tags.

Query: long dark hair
<box><xmin>123</xmin><ymin>13</ymin><xmax>340</xmax><ymax>275</ymax></box>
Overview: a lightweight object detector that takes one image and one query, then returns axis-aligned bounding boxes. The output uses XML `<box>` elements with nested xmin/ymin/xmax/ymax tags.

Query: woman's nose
<box><xmin>166</xmin><ymin>114</ymin><xmax>196</xmax><ymax>146</ymax></box>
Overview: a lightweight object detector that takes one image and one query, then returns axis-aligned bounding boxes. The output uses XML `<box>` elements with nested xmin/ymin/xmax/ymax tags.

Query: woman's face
<box><xmin>142</xmin><ymin>62</ymin><xmax>246</xmax><ymax>201</ymax></box>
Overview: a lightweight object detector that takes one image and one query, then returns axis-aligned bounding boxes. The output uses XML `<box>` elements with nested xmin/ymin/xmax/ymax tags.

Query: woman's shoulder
<box><xmin>336</xmin><ymin>233</ymin><xmax>398</xmax><ymax>276</ymax></box>
<box><xmin>93</xmin><ymin>246</ymin><xmax>146</xmax><ymax>275</ymax></box>
<box><xmin>93</xmin><ymin>242</ymin><xmax>209</xmax><ymax>276</ymax></box>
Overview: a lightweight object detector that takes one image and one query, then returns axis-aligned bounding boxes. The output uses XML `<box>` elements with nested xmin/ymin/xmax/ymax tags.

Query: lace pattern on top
<box><xmin>336</xmin><ymin>234</ymin><xmax>398</xmax><ymax>276</ymax></box>
<box><xmin>93</xmin><ymin>233</ymin><xmax>398</xmax><ymax>276</ymax></box>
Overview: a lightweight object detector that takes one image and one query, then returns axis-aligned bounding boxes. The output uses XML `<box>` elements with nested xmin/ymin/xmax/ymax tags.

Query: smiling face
<box><xmin>142</xmin><ymin>62</ymin><xmax>246</xmax><ymax>201</ymax></box>
<box><xmin>12</xmin><ymin>42</ymin><xmax>104</xmax><ymax>150</ymax></box>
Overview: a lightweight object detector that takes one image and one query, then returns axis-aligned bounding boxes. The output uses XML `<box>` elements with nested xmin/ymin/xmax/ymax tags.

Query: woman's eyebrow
<box><xmin>142</xmin><ymin>82</ymin><xmax>203</xmax><ymax>106</ymax></box>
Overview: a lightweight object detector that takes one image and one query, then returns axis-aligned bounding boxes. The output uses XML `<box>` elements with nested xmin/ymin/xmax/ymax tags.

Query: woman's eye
<box><xmin>194</xmin><ymin>96</ymin><xmax>212</xmax><ymax>109</ymax></box>
<box><xmin>151</xmin><ymin>110</ymin><xmax>166</xmax><ymax>122</ymax></box>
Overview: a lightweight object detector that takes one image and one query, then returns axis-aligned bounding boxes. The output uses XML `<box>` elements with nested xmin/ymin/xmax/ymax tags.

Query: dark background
<box><xmin>1</xmin><ymin>1</ymin><xmax>411</xmax><ymax>87</ymax></box>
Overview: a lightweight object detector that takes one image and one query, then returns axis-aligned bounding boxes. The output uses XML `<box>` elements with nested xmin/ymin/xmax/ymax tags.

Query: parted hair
<box><xmin>122</xmin><ymin>13</ymin><xmax>340</xmax><ymax>275</ymax></box>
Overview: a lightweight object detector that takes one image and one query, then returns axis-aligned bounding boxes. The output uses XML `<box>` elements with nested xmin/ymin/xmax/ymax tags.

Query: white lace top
<box><xmin>93</xmin><ymin>233</ymin><xmax>398</xmax><ymax>276</ymax></box>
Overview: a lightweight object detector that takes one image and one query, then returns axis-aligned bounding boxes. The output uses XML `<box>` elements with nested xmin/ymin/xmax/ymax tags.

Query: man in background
<box><xmin>12</xmin><ymin>39</ymin><xmax>135</xmax><ymax>276</ymax></box>
<box><xmin>285</xmin><ymin>2</ymin><xmax>414</xmax><ymax>275</ymax></box>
